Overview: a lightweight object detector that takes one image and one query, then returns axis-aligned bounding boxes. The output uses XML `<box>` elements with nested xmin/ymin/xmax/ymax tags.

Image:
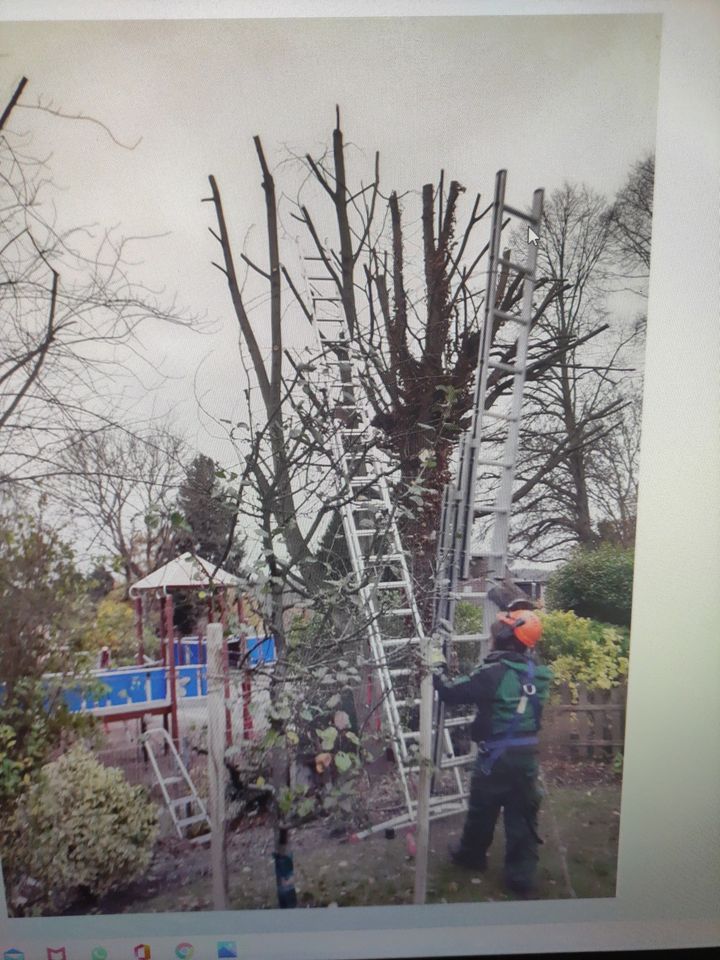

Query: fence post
<box><xmin>207</xmin><ymin>622</ymin><xmax>229</xmax><ymax>909</ymax></box>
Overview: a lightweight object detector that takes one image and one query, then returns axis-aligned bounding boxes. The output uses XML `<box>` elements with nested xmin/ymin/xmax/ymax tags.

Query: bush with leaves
<box><xmin>540</xmin><ymin>609</ymin><xmax>629</xmax><ymax>700</ymax></box>
<box><xmin>83</xmin><ymin>594</ymin><xmax>136</xmax><ymax>663</ymax></box>
<box><xmin>0</xmin><ymin>512</ymin><xmax>100</xmax><ymax>831</ymax></box>
<box><xmin>546</xmin><ymin>544</ymin><xmax>634</xmax><ymax>627</ymax></box>
<box><xmin>5</xmin><ymin>744</ymin><xmax>158</xmax><ymax>916</ymax></box>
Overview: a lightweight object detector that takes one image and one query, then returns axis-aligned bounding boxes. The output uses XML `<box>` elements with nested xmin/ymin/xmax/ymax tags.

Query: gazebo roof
<box><xmin>129</xmin><ymin>552</ymin><xmax>241</xmax><ymax>596</ymax></box>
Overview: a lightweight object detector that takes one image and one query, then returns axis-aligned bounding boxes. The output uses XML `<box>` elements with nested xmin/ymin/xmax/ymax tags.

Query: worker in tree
<box><xmin>432</xmin><ymin>599</ymin><xmax>552</xmax><ymax>898</ymax></box>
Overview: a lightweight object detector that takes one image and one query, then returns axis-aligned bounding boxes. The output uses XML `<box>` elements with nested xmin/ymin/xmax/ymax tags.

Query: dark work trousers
<box><xmin>458</xmin><ymin>751</ymin><xmax>542</xmax><ymax>891</ymax></box>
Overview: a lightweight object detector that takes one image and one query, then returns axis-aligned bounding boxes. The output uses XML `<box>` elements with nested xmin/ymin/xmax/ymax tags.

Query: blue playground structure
<box><xmin>61</xmin><ymin>635</ymin><xmax>276</xmax><ymax>717</ymax></box>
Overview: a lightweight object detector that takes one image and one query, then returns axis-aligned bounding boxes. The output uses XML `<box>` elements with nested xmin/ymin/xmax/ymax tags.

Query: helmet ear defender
<box><xmin>496</xmin><ymin>610</ymin><xmax>542</xmax><ymax>648</ymax></box>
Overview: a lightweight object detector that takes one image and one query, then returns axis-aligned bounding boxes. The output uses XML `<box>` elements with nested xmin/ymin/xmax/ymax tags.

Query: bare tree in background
<box><xmin>504</xmin><ymin>182</ymin><xmax>645</xmax><ymax>559</ymax></box>
<box><xmin>59</xmin><ymin>424</ymin><xmax>187</xmax><ymax>588</ymax></box>
<box><xmin>0</xmin><ymin>77</ymin><xmax>197</xmax><ymax>496</ymax></box>
<box><xmin>588</xmin><ymin>385</ymin><xmax>643</xmax><ymax>548</ymax></box>
<box><xmin>606</xmin><ymin>153</ymin><xmax>654</xmax><ymax>275</ymax></box>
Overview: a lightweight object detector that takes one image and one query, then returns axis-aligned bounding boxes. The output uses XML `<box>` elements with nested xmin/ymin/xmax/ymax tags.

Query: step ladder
<box><xmin>297</xmin><ymin>255</ymin><xmax>470</xmax><ymax>836</ymax></box>
<box><xmin>141</xmin><ymin>726</ymin><xmax>211</xmax><ymax>844</ymax></box>
<box><xmin>432</xmin><ymin>170</ymin><xmax>544</xmax><ymax>772</ymax></box>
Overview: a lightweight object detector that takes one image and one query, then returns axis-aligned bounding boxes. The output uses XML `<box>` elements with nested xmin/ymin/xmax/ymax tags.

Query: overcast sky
<box><xmin>1</xmin><ymin>13</ymin><xmax>660</xmax><ymax>472</ymax></box>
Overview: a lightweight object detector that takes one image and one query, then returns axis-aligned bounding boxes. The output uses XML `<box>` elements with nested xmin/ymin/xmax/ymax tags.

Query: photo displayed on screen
<box><xmin>0</xmin><ymin>13</ymin><xmax>660</xmax><ymax>918</ymax></box>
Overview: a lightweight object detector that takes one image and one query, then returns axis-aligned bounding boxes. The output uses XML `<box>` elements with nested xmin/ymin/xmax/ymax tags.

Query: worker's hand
<box><xmin>429</xmin><ymin>641</ymin><xmax>447</xmax><ymax>675</ymax></box>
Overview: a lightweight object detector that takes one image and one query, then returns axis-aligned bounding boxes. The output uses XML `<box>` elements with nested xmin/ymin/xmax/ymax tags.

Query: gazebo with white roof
<box><xmin>130</xmin><ymin>552</ymin><xmax>242</xmax><ymax>745</ymax></box>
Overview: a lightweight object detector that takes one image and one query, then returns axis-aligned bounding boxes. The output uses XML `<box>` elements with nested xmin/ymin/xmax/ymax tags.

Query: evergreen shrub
<box><xmin>7</xmin><ymin>745</ymin><xmax>158</xmax><ymax>914</ymax></box>
<box><xmin>546</xmin><ymin>544</ymin><xmax>634</xmax><ymax>627</ymax></box>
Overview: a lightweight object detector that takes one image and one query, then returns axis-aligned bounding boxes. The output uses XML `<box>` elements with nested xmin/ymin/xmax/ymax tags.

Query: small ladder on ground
<box><xmin>141</xmin><ymin>726</ymin><xmax>211</xmax><ymax>844</ymax></box>
<box><xmin>296</xmin><ymin>256</ymin><xmax>468</xmax><ymax>836</ymax></box>
<box><xmin>432</xmin><ymin>169</ymin><xmax>544</xmax><ymax>773</ymax></box>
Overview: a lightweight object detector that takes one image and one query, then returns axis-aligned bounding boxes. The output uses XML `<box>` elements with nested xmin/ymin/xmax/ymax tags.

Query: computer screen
<box><xmin>0</xmin><ymin>1</ymin><xmax>717</xmax><ymax>958</ymax></box>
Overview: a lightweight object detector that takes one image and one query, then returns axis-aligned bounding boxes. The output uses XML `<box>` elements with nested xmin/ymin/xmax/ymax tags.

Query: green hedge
<box><xmin>546</xmin><ymin>545</ymin><xmax>634</xmax><ymax>627</ymax></box>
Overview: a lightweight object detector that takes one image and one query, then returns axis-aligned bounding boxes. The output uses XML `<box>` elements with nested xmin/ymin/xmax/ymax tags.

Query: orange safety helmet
<box><xmin>496</xmin><ymin>609</ymin><xmax>542</xmax><ymax>648</ymax></box>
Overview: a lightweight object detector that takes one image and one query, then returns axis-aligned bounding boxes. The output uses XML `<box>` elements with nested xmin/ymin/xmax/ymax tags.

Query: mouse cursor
<box><xmin>528</xmin><ymin>226</ymin><xmax>539</xmax><ymax>246</ymax></box>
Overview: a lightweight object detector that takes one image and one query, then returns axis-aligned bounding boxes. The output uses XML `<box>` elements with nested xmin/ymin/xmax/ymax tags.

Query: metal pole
<box><xmin>413</xmin><ymin>632</ymin><xmax>434</xmax><ymax>903</ymax></box>
<box><xmin>207</xmin><ymin>622</ymin><xmax>229</xmax><ymax>909</ymax></box>
<box><xmin>165</xmin><ymin>592</ymin><xmax>179</xmax><ymax>746</ymax></box>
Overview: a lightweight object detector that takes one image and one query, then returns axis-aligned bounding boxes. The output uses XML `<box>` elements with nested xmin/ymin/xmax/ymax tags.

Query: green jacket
<box><xmin>435</xmin><ymin>650</ymin><xmax>552</xmax><ymax>745</ymax></box>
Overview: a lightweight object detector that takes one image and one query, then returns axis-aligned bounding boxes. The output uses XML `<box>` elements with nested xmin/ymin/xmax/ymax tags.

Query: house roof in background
<box><xmin>510</xmin><ymin>567</ymin><xmax>553</xmax><ymax>582</ymax></box>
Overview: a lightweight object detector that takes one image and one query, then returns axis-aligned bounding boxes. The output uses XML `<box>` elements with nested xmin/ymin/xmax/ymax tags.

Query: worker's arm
<box><xmin>433</xmin><ymin>667</ymin><xmax>498</xmax><ymax>706</ymax></box>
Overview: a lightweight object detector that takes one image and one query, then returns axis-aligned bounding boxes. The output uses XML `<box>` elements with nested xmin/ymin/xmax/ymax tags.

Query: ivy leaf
<box><xmin>334</xmin><ymin>752</ymin><xmax>352</xmax><ymax>773</ymax></box>
<box><xmin>297</xmin><ymin>798</ymin><xmax>314</xmax><ymax>818</ymax></box>
<box><xmin>319</xmin><ymin>727</ymin><xmax>338</xmax><ymax>751</ymax></box>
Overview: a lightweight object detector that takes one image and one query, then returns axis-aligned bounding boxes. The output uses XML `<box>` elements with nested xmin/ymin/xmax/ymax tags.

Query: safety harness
<box><xmin>479</xmin><ymin>656</ymin><xmax>542</xmax><ymax>776</ymax></box>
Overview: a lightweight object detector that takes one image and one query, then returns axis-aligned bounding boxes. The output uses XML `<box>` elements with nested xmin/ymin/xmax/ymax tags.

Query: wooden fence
<box><xmin>540</xmin><ymin>683</ymin><xmax>627</xmax><ymax>761</ymax></box>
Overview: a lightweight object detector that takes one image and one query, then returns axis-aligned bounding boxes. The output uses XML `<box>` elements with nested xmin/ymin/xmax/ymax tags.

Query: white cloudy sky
<box><xmin>1</xmin><ymin>14</ymin><xmax>660</xmax><ymax>469</ymax></box>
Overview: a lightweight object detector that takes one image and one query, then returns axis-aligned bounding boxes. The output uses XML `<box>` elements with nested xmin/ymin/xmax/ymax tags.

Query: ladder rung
<box><xmin>488</xmin><ymin>358</ymin><xmax>524</xmax><ymax>374</ymax></box>
<box><xmin>452</xmin><ymin>633</ymin><xmax>488</xmax><ymax>642</ymax></box>
<box><xmin>440</xmin><ymin>754</ymin><xmax>475</xmax><ymax>769</ymax></box>
<box><xmin>389</xmin><ymin>608</ymin><xmax>412</xmax><ymax>616</ymax></box>
<box><xmin>381</xmin><ymin>637</ymin><xmax>420</xmax><ymax>647</ymax></box>
<box><xmin>451</xmin><ymin>590</ymin><xmax>487</xmax><ymax>600</ymax></box>
<box><xmin>177</xmin><ymin>814</ymin><xmax>210</xmax><ymax>828</ymax></box>
<box><xmin>375</xmin><ymin>580</ymin><xmax>406</xmax><ymax>590</ymax></box>
<box><xmin>492</xmin><ymin>308</ymin><xmax>529</xmax><ymax>326</ymax></box>
<box><xmin>396</xmin><ymin>698</ymin><xmax>422</xmax><ymax>707</ymax></box>
<box><xmin>483</xmin><ymin>409</ymin><xmax>518</xmax><ymax>423</ymax></box>
<box><xmin>169</xmin><ymin>795</ymin><xmax>195</xmax><ymax>806</ymax></box>
<box><xmin>497</xmin><ymin>256</ymin><xmax>533</xmax><ymax>276</ymax></box>
<box><xmin>443</xmin><ymin>714</ymin><xmax>475</xmax><ymax>728</ymax></box>
<box><xmin>476</xmin><ymin>457</ymin><xmax>512</xmax><ymax>469</ymax></box>
<box><xmin>368</xmin><ymin>553</ymin><xmax>405</xmax><ymax>562</ymax></box>
<box><xmin>162</xmin><ymin>776</ymin><xmax>183</xmax><ymax>786</ymax></box>
<box><xmin>189</xmin><ymin>833</ymin><xmax>212</xmax><ymax>845</ymax></box>
<box><xmin>388</xmin><ymin>668</ymin><xmax>412</xmax><ymax>677</ymax></box>
<box><xmin>503</xmin><ymin>203</ymin><xmax>539</xmax><ymax>225</ymax></box>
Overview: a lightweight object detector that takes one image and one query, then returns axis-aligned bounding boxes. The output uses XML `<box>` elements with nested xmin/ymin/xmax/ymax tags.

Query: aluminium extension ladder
<box><xmin>297</xmin><ymin>258</ymin><xmax>470</xmax><ymax>836</ymax></box>
<box><xmin>141</xmin><ymin>726</ymin><xmax>212</xmax><ymax>844</ymax></box>
<box><xmin>431</xmin><ymin>169</ymin><xmax>544</xmax><ymax>772</ymax></box>
<box><xmin>297</xmin><ymin>168</ymin><xmax>543</xmax><ymax>834</ymax></box>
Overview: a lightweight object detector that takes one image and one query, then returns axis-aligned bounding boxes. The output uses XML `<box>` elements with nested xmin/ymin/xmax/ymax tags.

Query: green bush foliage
<box><xmin>85</xmin><ymin>595</ymin><xmax>136</xmax><ymax>662</ymax></box>
<box><xmin>546</xmin><ymin>544</ymin><xmax>634</xmax><ymax>627</ymax></box>
<box><xmin>0</xmin><ymin>514</ymin><xmax>99</xmax><ymax>827</ymax></box>
<box><xmin>540</xmin><ymin>609</ymin><xmax>629</xmax><ymax>698</ymax></box>
<box><xmin>6</xmin><ymin>745</ymin><xmax>158</xmax><ymax>915</ymax></box>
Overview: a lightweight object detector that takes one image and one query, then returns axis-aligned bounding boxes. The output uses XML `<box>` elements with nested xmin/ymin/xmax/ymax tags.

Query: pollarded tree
<box><xmin>281</xmin><ymin>112</ymin><xmax>578</xmax><ymax>615</ymax></box>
